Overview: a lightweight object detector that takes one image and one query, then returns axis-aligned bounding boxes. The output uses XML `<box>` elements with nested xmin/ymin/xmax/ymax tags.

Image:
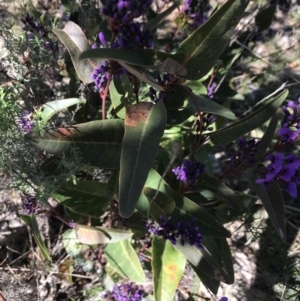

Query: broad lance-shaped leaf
<box><xmin>167</xmin><ymin>90</ymin><xmax>236</xmax><ymax>125</ymax></box>
<box><xmin>105</xmin><ymin>239</ymin><xmax>146</xmax><ymax>283</ymax></box>
<box><xmin>198</xmin><ymin>174</ymin><xmax>241</xmax><ymax>211</ymax></box>
<box><xmin>187</xmin><ymin>93</ymin><xmax>236</xmax><ymax>120</ymax></box>
<box><xmin>210</xmin><ymin>89</ymin><xmax>289</xmax><ymax>146</ymax></box>
<box><xmin>80</xmin><ymin>48</ymin><xmax>186</xmax><ymax>76</ymax></box>
<box><xmin>140</xmin><ymin>169</ymin><xmax>231</xmax><ymax>238</ymax></box>
<box><xmin>174</xmin><ymin>242</ymin><xmax>233</xmax><ymax>284</ymax></box>
<box><xmin>75</xmin><ymin>224</ymin><xmax>133</xmax><ymax>244</ymax></box>
<box><xmin>53</xmin><ymin>21</ymin><xmax>102</xmax><ymax>84</ymax></box>
<box><xmin>247</xmin><ymin>169</ymin><xmax>286</xmax><ymax>242</ymax></box>
<box><xmin>36</xmin><ymin>98</ymin><xmax>86</xmax><ymax>126</ymax></box>
<box><xmin>177</xmin><ymin>0</ymin><xmax>250</xmax><ymax>80</ymax></box>
<box><xmin>201</xmin><ymin>237</ymin><xmax>234</xmax><ymax>284</ymax></box>
<box><xmin>52</xmin><ymin>180</ymin><xmax>115</xmax><ymax>218</ymax></box>
<box><xmin>152</xmin><ymin>237</ymin><xmax>186</xmax><ymax>301</ymax></box>
<box><xmin>119</xmin><ymin>101</ymin><xmax>167</xmax><ymax>218</ymax></box>
<box><xmin>22</xmin><ymin>215</ymin><xmax>51</xmax><ymax>261</ymax></box>
<box><xmin>25</xmin><ymin>119</ymin><xmax>124</xmax><ymax>169</ymax></box>
<box><xmin>110</xmin><ymin>75</ymin><xmax>136</xmax><ymax>119</ymax></box>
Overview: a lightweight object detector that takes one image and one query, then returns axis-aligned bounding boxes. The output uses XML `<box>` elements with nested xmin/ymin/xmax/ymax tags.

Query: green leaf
<box><xmin>210</xmin><ymin>89</ymin><xmax>289</xmax><ymax>146</ymax></box>
<box><xmin>53</xmin><ymin>21</ymin><xmax>102</xmax><ymax>84</ymax></box>
<box><xmin>22</xmin><ymin>215</ymin><xmax>51</xmax><ymax>261</ymax></box>
<box><xmin>255</xmin><ymin>113</ymin><xmax>279</xmax><ymax>162</ymax></box>
<box><xmin>255</xmin><ymin>4</ymin><xmax>276</xmax><ymax>30</ymax></box>
<box><xmin>247</xmin><ymin>169</ymin><xmax>286</xmax><ymax>242</ymax></box>
<box><xmin>198</xmin><ymin>174</ymin><xmax>241</xmax><ymax>211</ymax></box>
<box><xmin>166</xmin><ymin>89</ymin><xmax>236</xmax><ymax>125</ymax></box>
<box><xmin>37</xmin><ymin>98</ymin><xmax>86</xmax><ymax>125</ymax></box>
<box><xmin>75</xmin><ymin>224</ymin><xmax>133</xmax><ymax>244</ymax></box>
<box><xmin>188</xmin><ymin>93</ymin><xmax>237</xmax><ymax>120</ymax></box>
<box><xmin>174</xmin><ymin>242</ymin><xmax>232</xmax><ymax>284</ymax></box>
<box><xmin>190</xmin><ymin>264</ymin><xmax>220</xmax><ymax>294</ymax></box>
<box><xmin>184</xmin><ymin>81</ymin><xmax>207</xmax><ymax>96</ymax></box>
<box><xmin>53</xmin><ymin>180</ymin><xmax>113</xmax><ymax>218</ymax></box>
<box><xmin>118</xmin><ymin>62</ymin><xmax>165</xmax><ymax>91</ymax></box>
<box><xmin>144</xmin><ymin>169</ymin><xmax>231</xmax><ymax>238</ymax></box>
<box><xmin>62</xmin><ymin>229</ymin><xmax>89</xmax><ymax>257</ymax></box>
<box><xmin>109</xmin><ymin>75</ymin><xmax>136</xmax><ymax>119</ymax></box>
<box><xmin>105</xmin><ymin>239</ymin><xmax>146</xmax><ymax>283</ymax></box>
<box><xmin>119</xmin><ymin>101</ymin><xmax>167</xmax><ymax>218</ymax></box>
<box><xmin>25</xmin><ymin>119</ymin><xmax>124</xmax><ymax>169</ymax></box>
<box><xmin>202</xmin><ymin>237</ymin><xmax>234</xmax><ymax>284</ymax></box>
<box><xmin>143</xmin><ymin>187</ymin><xmax>176</xmax><ymax>215</ymax></box>
<box><xmin>177</xmin><ymin>0</ymin><xmax>249</xmax><ymax>80</ymax></box>
<box><xmin>145</xmin><ymin>3</ymin><xmax>180</xmax><ymax>31</ymax></box>
<box><xmin>80</xmin><ymin>48</ymin><xmax>186</xmax><ymax>76</ymax></box>
<box><xmin>152</xmin><ymin>237</ymin><xmax>186</xmax><ymax>301</ymax></box>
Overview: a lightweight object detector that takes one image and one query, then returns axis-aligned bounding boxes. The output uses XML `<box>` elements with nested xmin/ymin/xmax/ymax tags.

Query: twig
<box><xmin>0</xmin><ymin>267</ymin><xmax>94</xmax><ymax>279</ymax></box>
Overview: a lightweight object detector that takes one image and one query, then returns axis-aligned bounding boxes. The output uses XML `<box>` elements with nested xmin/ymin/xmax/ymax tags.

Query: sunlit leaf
<box><xmin>75</xmin><ymin>224</ymin><xmax>133</xmax><ymax>244</ymax></box>
<box><xmin>105</xmin><ymin>239</ymin><xmax>146</xmax><ymax>283</ymax></box>
<box><xmin>37</xmin><ymin>98</ymin><xmax>86</xmax><ymax>125</ymax></box>
<box><xmin>109</xmin><ymin>75</ymin><xmax>136</xmax><ymax>119</ymax></box>
<box><xmin>152</xmin><ymin>237</ymin><xmax>186</xmax><ymax>301</ymax></box>
<box><xmin>22</xmin><ymin>215</ymin><xmax>51</xmax><ymax>261</ymax></box>
<box><xmin>53</xmin><ymin>21</ymin><xmax>102</xmax><ymax>84</ymax></box>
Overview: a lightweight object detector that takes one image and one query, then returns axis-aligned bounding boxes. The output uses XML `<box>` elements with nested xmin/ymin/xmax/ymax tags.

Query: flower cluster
<box><xmin>256</xmin><ymin>153</ymin><xmax>300</xmax><ymax>197</ymax></box>
<box><xmin>227</xmin><ymin>138</ymin><xmax>260</xmax><ymax>167</ymax></box>
<box><xmin>102</xmin><ymin>0</ymin><xmax>153</xmax><ymax>23</ymax></box>
<box><xmin>207</xmin><ymin>82</ymin><xmax>217</xmax><ymax>99</ymax></box>
<box><xmin>105</xmin><ymin>283</ymin><xmax>144</xmax><ymax>301</ymax></box>
<box><xmin>147</xmin><ymin>216</ymin><xmax>204</xmax><ymax>249</ymax></box>
<box><xmin>277</xmin><ymin>98</ymin><xmax>300</xmax><ymax>144</ymax></box>
<box><xmin>21</xmin><ymin>12</ymin><xmax>43</xmax><ymax>35</ymax></box>
<box><xmin>149</xmin><ymin>73</ymin><xmax>178</xmax><ymax>103</ymax></box>
<box><xmin>182</xmin><ymin>0</ymin><xmax>212</xmax><ymax>30</ymax></box>
<box><xmin>113</xmin><ymin>23</ymin><xmax>153</xmax><ymax>49</ymax></box>
<box><xmin>17</xmin><ymin>110</ymin><xmax>36</xmax><ymax>134</ymax></box>
<box><xmin>172</xmin><ymin>159</ymin><xmax>206</xmax><ymax>188</ymax></box>
<box><xmin>21</xmin><ymin>13</ymin><xmax>57</xmax><ymax>52</ymax></box>
<box><xmin>92</xmin><ymin>24</ymin><xmax>152</xmax><ymax>91</ymax></box>
<box><xmin>23</xmin><ymin>195</ymin><xmax>38</xmax><ymax>214</ymax></box>
<box><xmin>197</xmin><ymin>113</ymin><xmax>216</xmax><ymax>133</ymax></box>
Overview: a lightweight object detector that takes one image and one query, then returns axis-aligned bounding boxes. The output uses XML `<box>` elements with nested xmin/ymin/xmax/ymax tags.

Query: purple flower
<box><xmin>182</xmin><ymin>0</ymin><xmax>212</xmax><ymax>30</ymax></box>
<box><xmin>92</xmin><ymin>61</ymin><xmax>111</xmax><ymax>93</ymax></box>
<box><xmin>147</xmin><ymin>216</ymin><xmax>204</xmax><ymax>249</ymax></box>
<box><xmin>277</xmin><ymin>97</ymin><xmax>300</xmax><ymax>144</ymax></box>
<box><xmin>18</xmin><ymin>110</ymin><xmax>36</xmax><ymax>133</ymax></box>
<box><xmin>21</xmin><ymin>12</ymin><xmax>43</xmax><ymax>33</ymax></box>
<box><xmin>109</xmin><ymin>283</ymin><xmax>144</xmax><ymax>301</ymax></box>
<box><xmin>256</xmin><ymin>152</ymin><xmax>300</xmax><ymax>197</ymax></box>
<box><xmin>227</xmin><ymin>138</ymin><xmax>260</xmax><ymax>167</ymax></box>
<box><xmin>172</xmin><ymin>159</ymin><xmax>205</xmax><ymax>189</ymax></box>
<box><xmin>101</xmin><ymin>0</ymin><xmax>153</xmax><ymax>22</ymax></box>
<box><xmin>219</xmin><ymin>298</ymin><xmax>228</xmax><ymax>301</ymax></box>
<box><xmin>207</xmin><ymin>82</ymin><xmax>217</xmax><ymax>98</ymax></box>
<box><xmin>23</xmin><ymin>195</ymin><xmax>38</xmax><ymax>214</ymax></box>
<box><xmin>116</xmin><ymin>23</ymin><xmax>153</xmax><ymax>49</ymax></box>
